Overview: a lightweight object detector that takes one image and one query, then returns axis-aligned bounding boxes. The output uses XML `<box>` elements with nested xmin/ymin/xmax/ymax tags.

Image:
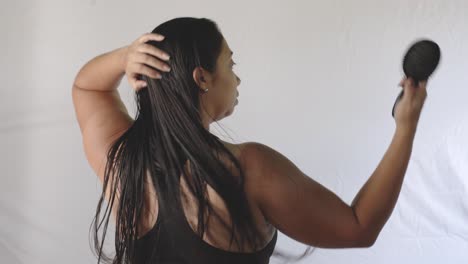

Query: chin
<box><xmin>225</xmin><ymin>108</ymin><xmax>235</xmax><ymax>117</ymax></box>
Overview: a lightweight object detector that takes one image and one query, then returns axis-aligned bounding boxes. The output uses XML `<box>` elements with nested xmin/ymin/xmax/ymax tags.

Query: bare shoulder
<box><xmin>217</xmin><ymin>140</ymin><xmax>270</xmax><ymax>175</ymax></box>
<box><xmin>235</xmin><ymin>141</ymin><xmax>280</xmax><ymax>178</ymax></box>
<box><xmin>216</xmin><ymin>140</ymin><xmax>274</xmax><ymax>177</ymax></box>
<box><xmin>218</xmin><ymin>141</ymin><xmax>274</xmax><ymax>224</ymax></box>
<box><xmin>221</xmin><ymin>141</ymin><xmax>276</xmax><ymax>211</ymax></box>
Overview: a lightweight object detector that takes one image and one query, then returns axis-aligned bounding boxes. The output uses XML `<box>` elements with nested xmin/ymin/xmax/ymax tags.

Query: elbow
<box><xmin>73</xmin><ymin>75</ymin><xmax>86</xmax><ymax>90</ymax></box>
<box><xmin>73</xmin><ymin>67</ymin><xmax>89</xmax><ymax>89</ymax></box>
<box><xmin>349</xmin><ymin>208</ymin><xmax>379</xmax><ymax>248</ymax></box>
<box><xmin>354</xmin><ymin>228</ymin><xmax>378</xmax><ymax>248</ymax></box>
<box><xmin>357</xmin><ymin>236</ymin><xmax>376</xmax><ymax>248</ymax></box>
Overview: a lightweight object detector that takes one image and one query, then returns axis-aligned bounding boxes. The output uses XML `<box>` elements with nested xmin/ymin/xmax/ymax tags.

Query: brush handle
<box><xmin>391</xmin><ymin>90</ymin><xmax>404</xmax><ymax>118</ymax></box>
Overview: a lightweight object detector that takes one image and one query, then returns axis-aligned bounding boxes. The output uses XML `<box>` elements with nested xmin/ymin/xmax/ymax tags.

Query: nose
<box><xmin>236</xmin><ymin>75</ymin><xmax>241</xmax><ymax>85</ymax></box>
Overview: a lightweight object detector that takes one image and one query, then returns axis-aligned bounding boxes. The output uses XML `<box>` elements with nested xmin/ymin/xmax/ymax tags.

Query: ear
<box><xmin>193</xmin><ymin>67</ymin><xmax>210</xmax><ymax>90</ymax></box>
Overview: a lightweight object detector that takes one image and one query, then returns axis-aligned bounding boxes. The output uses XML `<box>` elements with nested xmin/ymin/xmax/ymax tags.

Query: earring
<box><xmin>203</xmin><ymin>88</ymin><xmax>209</xmax><ymax>93</ymax></box>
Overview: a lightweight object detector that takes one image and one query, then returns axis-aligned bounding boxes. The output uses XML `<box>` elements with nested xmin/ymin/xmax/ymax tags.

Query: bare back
<box><xmin>137</xmin><ymin>141</ymin><xmax>277</xmax><ymax>253</ymax></box>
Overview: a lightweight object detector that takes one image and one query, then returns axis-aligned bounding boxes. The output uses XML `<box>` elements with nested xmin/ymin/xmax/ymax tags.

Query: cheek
<box><xmin>227</xmin><ymin>72</ymin><xmax>238</xmax><ymax>91</ymax></box>
<box><xmin>213</xmin><ymin>73</ymin><xmax>237</xmax><ymax>105</ymax></box>
<box><xmin>219</xmin><ymin>74</ymin><xmax>237</xmax><ymax>94</ymax></box>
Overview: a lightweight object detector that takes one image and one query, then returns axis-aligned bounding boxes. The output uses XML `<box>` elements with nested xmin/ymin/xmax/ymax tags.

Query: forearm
<box><xmin>73</xmin><ymin>46</ymin><xmax>129</xmax><ymax>91</ymax></box>
<box><xmin>351</xmin><ymin>126</ymin><xmax>416</xmax><ymax>243</ymax></box>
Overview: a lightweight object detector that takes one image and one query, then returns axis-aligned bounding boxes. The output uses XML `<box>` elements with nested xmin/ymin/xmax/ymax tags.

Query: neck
<box><xmin>201</xmin><ymin>113</ymin><xmax>212</xmax><ymax>131</ymax></box>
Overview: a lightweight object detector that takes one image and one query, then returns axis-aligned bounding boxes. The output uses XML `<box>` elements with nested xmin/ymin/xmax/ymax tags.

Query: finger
<box><xmin>131</xmin><ymin>63</ymin><xmax>162</xmax><ymax>79</ymax></box>
<box><xmin>405</xmin><ymin>77</ymin><xmax>415</xmax><ymax>89</ymax></box>
<box><xmin>130</xmin><ymin>78</ymin><xmax>148</xmax><ymax>92</ymax></box>
<box><xmin>398</xmin><ymin>78</ymin><xmax>405</xmax><ymax>87</ymax></box>
<box><xmin>417</xmin><ymin>80</ymin><xmax>428</xmax><ymax>99</ymax></box>
<box><xmin>135</xmin><ymin>80</ymin><xmax>148</xmax><ymax>90</ymax></box>
<box><xmin>139</xmin><ymin>43</ymin><xmax>171</xmax><ymax>61</ymax></box>
<box><xmin>134</xmin><ymin>52</ymin><xmax>171</xmax><ymax>72</ymax></box>
<box><xmin>408</xmin><ymin>77</ymin><xmax>414</xmax><ymax>85</ymax></box>
<box><xmin>418</xmin><ymin>80</ymin><xmax>428</xmax><ymax>89</ymax></box>
<box><xmin>138</xmin><ymin>33</ymin><xmax>165</xmax><ymax>44</ymax></box>
<box><xmin>401</xmin><ymin>78</ymin><xmax>414</xmax><ymax>97</ymax></box>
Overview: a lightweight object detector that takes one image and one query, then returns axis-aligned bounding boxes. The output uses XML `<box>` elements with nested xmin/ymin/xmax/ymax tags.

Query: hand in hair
<box><xmin>124</xmin><ymin>33</ymin><xmax>172</xmax><ymax>91</ymax></box>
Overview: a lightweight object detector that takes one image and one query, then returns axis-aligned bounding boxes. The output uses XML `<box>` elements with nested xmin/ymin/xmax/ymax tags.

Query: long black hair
<box><xmin>90</xmin><ymin>17</ymin><xmax>314</xmax><ymax>263</ymax></box>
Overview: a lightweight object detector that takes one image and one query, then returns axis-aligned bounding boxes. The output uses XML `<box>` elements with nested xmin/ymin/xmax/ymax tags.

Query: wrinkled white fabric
<box><xmin>1</xmin><ymin>0</ymin><xmax>467</xmax><ymax>263</ymax></box>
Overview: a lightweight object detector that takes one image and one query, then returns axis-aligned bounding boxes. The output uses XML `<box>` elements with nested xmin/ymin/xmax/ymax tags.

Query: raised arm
<box><xmin>72</xmin><ymin>33</ymin><xmax>170</xmax><ymax>182</ymax></box>
<box><xmin>72</xmin><ymin>45</ymin><xmax>134</xmax><ymax>181</ymax></box>
<box><xmin>243</xmin><ymin>78</ymin><xmax>427</xmax><ymax>248</ymax></box>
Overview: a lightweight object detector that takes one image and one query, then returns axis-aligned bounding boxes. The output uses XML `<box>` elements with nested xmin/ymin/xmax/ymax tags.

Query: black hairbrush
<box><xmin>392</xmin><ymin>39</ymin><xmax>441</xmax><ymax>117</ymax></box>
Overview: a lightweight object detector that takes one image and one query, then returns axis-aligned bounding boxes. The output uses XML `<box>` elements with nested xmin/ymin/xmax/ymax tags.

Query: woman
<box><xmin>72</xmin><ymin>17</ymin><xmax>427</xmax><ymax>264</ymax></box>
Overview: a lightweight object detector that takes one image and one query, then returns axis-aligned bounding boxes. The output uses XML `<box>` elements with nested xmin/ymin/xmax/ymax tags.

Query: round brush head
<box><xmin>403</xmin><ymin>39</ymin><xmax>441</xmax><ymax>83</ymax></box>
<box><xmin>392</xmin><ymin>39</ymin><xmax>441</xmax><ymax>118</ymax></box>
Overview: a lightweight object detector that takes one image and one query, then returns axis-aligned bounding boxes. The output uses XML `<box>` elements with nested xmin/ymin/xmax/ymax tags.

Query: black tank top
<box><xmin>133</xmin><ymin>190</ymin><xmax>278</xmax><ymax>264</ymax></box>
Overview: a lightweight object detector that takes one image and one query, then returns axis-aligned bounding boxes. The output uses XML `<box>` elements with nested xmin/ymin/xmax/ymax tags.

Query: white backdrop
<box><xmin>1</xmin><ymin>0</ymin><xmax>467</xmax><ymax>263</ymax></box>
